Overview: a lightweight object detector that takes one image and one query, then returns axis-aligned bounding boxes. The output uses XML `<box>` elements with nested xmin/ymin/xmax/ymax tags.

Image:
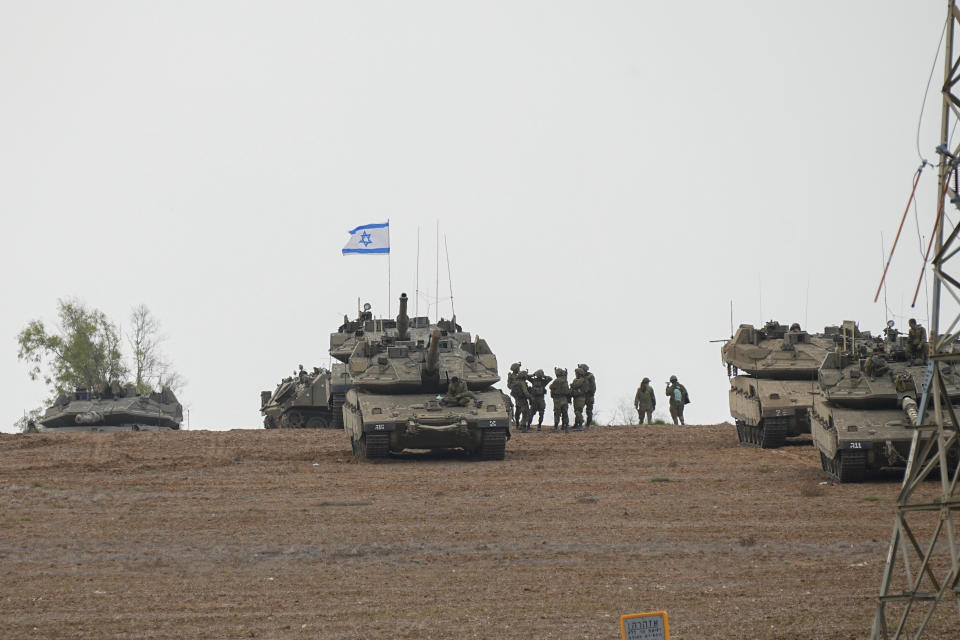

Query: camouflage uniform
<box><xmin>444</xmin><ymin>377</ymin><xmax>474</xmax><ymax>406</ymax></box>
<box><xmin>907</xmin><ymin>320</ymin><xmax>928</xmax><ymax>361</ymax></box>
<box><xmin>527</xmin><ymin>369</ymin><xmax>553</xmax><ymax>430</ymax></box>
<box><xmin>634</xmin><ymin>377</ymin><xmax>656</xmax><ymax>424</ymax></box>
<box><xmin>507</xmin><ymin>363</ymin><xmax>523</xmax><ymax>426</ymax></box>
<box><xmin>570</xmin><ymin>368</ymin><xmax>587</xmax><ymax>430</ymax></box>
<box><xmin>580</xmin><ymin>364</ymin><xmax>596</xmax><ymax>428</ymax></box>
<box><xmin>665</xmin><ymin>376</ymin><xmax>689</xmax><ymax>425</ymax></box>
<box><xmin>509</xmin><ymin>368</ymin><xmax>534</xmax><ymax>431</ymax></box>
<box><xmin>548</xmin><ymin>368</ymin><xmax>570</xmax><ymax>432</ymax></box>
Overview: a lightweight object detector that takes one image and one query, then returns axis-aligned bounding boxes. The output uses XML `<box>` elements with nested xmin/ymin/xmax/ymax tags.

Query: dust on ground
<box><xmin>0</xmin><ymin>424</ymin><xmax>913</xmax><ymax>639</ymax></box>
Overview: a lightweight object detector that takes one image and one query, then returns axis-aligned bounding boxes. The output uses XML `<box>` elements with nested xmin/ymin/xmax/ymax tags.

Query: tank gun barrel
<box><xmin>397</xmin><ymin>292</ymin><xmax>410</xmax><ymax>341</ymax></box>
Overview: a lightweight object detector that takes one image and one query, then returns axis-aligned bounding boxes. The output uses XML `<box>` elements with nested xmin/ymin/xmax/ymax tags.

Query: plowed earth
<box><xmin>0</xmin><ymin>424</ymin><xmax>929</xmax><ymax>639</ymax></box>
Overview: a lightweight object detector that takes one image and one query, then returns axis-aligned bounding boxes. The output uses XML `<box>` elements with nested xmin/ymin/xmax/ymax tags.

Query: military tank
<box><xmin>260</xmin><ymin>366</ymin><xmax>344</xmax><ymax>429</ymax></box>
<box><xmin>811</xmin><ymin>320</ymin><xmax>960</xmax><ymax>482</ymax></box>
<box><xmin>341</xmin><ymin>292</ymin><xmax>511</xmax><ymax>460</ymax></box>
<box><xmin>38</xmin><ymin>383</ymin><xmax>182</xmax><ymax>432</ymax></box>
<box><xmin>722</xmin><ymin>321</ymin><xmax>836</xmax><ymax>448</ymax></box>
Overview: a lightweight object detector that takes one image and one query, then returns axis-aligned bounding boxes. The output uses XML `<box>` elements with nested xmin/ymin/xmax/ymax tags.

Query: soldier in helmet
<box><xmin>665</xmin><ymin>375</ymin><xmax>690</xmax><ymax>425</ymax></box>
<box><xmin>527</xmin><ymin>369</ymin><xmax>553</xmax><ymax>431</ymax></box>
<box><xmin>509</xmin><ymin>367</ymin><xmax>534</xmax><ymax>431</ymax></box>
<box><xmin>549</xmin><ymin>367</ymin><xmax>570</xmax><ymax>432</ymax></box>
<box><xmin>579</xmin><ymin>363</ymin><xmax>597</xmax><ymax>428</ymax></box>
<box><xmin>570</xmin><ymin>367</ymin><xmax>588</xmax><ymax>430</ymax></box>
<box><xmin>507</xmin><ymin>362</ymin><xmax>523</xmax><ymax>425</ymax></box>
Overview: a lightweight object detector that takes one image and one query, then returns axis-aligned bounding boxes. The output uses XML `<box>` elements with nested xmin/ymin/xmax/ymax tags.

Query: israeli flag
<box><xmin>342</xmin><ymin>222</ymin><xmax>390</xmax><ymax>255</ymax></box>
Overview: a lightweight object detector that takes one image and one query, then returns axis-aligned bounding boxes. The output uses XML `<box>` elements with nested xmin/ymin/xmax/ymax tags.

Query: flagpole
<box><xmin>387</xmin><ymin>219</ymin><xmax>392</xmax><ymax>317</ymax></box>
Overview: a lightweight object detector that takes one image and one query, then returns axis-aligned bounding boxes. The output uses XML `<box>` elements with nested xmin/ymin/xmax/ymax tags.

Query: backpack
<box><xmin>672</xmin><ymin>387</ymin><xmax>684</xmax><ymax>404</ymax></box>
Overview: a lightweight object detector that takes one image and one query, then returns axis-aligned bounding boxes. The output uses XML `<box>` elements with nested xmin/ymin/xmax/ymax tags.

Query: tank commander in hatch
<box><xmin>906</xmin><ymin>318</ymin><xmax>928</xmax><ymax>362</ymax></box>
<box><xmin>443</xmin><ymin>376</ymin><xmax>475</xmax><ymax>406</ymax></box>
<box><xmin>864</xmin><ymin>345</ymin><xmax>889</xmax><ymax>378</ymax></box>
<box><xmin>789</xmin><ymin>323</ymin><xmax>801</xmax><ymax>332</ymax></box>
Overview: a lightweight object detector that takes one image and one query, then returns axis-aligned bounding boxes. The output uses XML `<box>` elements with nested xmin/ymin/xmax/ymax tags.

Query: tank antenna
<box><xmin>444</xmin><ymin>234</ymin><xmax>456</xmax><ymax>321</ymax></box>
<box><xmin>435</xmin><ymin>220</ymin><xmax>440</xmax><ymax>320</ymax></box>
<box><xmin>415</xmin><ymin>226</ymin><xmax>421</xmax><ymax>317</ymax></box>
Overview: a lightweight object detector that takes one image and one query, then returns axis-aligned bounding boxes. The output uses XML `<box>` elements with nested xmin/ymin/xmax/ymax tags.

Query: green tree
<box><xmin>17</xmin><ymin>298</ymin><xmax>128</xmax><ymax>398</ymax></box>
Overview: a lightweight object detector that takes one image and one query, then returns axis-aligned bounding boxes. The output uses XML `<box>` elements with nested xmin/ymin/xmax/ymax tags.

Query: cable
<box><xmin>917</xmin><ymin>16</ymin><xmax>949</xmax><ymax>164</ymax></box>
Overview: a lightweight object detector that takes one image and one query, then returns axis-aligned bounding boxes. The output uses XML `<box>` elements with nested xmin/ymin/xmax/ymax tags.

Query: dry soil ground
<box><xmin>0</xmin><ymin>424</ymin><xmax>945</xmax><ymax>639</ymax></box>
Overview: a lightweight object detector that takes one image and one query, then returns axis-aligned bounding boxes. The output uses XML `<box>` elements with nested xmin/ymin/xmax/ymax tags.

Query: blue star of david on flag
<box><xmin>342</xmin><ymin>222</ymin><xmax>390</xmax><ymax>255</ymax></box>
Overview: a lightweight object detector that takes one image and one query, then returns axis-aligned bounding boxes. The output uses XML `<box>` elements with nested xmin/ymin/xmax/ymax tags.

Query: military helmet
<box><xmin>510</xmin><ymin>362</ymin><xmax>521</xmax><ymax>372</ymax></box>
<box><xmin>555</xmin><ymin>367</ymin><xmax>567</xmax><ymax>377</ymax></box>
<box><xmin>574</xmin><ymin>367</ymin><xmax>584</xmax><ymax>375</ymax></box>
<box><xmin>642</xmin><ymin>377</ymin><xmax>650</xmax><ymax>384</ymax></box>
<box><xmin>579</xmin><ymin>363</ymin><xmax>589</xmax><ymax>372</ymax></box>
<box><xmin>669</xmin><ymin>375</ymin><xmax>678</xmax><ymax>382</ymax></box>
<box><xmin>534</xmin><ymin>369</ymin><xmax>544</xmax><ymax>376</ymax></box>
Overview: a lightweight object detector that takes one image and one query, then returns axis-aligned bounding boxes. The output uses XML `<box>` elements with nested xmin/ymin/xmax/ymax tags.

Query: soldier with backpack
<box><xmin>527</xmin><ymin>369</ymin><xmax>553</xmax><ymax>431</ymax></box>
<box><xmin>665</xmin><ymin>375</ymin><xmax>690</xmax><ymax>425</ymax></box>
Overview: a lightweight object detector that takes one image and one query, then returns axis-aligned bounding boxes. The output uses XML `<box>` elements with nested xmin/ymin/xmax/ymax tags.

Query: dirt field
<box><xmin>0</xmin><ymin>423</ymin><xmax>929</xmax><ymax>639</ymax></box>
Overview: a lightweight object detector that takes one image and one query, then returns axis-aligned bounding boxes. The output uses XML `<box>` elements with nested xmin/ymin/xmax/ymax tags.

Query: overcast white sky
<box><xmin>1</xmin><ymin>1</ymin><xmax>955</xmax><ymax>432</ymax></box>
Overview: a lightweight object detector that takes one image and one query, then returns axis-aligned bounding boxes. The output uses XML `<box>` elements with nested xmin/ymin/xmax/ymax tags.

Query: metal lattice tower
<box><xmin>872</xmin><ymin>2</ymin><xmax>960</xmax><ymax>637</ymax></box>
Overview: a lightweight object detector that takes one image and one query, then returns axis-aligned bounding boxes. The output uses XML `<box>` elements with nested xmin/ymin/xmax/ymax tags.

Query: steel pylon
<box><xmin>872</xmin><ymin>2</ymin><xmax>960</xmax><ymax>637</ymax></box>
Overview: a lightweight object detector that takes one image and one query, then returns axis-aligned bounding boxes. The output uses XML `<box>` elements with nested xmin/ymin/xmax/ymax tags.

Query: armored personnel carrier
<box><xmin>38</xmin><ymin>383</ymin><xmax>182</xmax><ymax>432</ymax></box>
<box><xmin>341</xmin><ymin>293</ymin><xmax>511</xmax><ymax>460</ymax></box>
<box><xmin>811</xmin><ymin>320</ymin><xmax>960</xmax><ymax>482</ymax></box>
<box><xmin>260</xmin><ymin>366</ymin><xmax>346</xmax><ymax>429</ymax></box>
<box><xmin>722</xmin><ymin>321</ymin><xmax>835</xmax><ymax>448</ymax></box>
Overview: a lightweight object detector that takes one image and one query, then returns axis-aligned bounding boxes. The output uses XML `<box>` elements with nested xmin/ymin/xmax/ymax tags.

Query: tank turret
<box><xmin>722</xmin><ymin>321</ymin><xmax>836</xmax><ymax>448</ymax></box>
<box><xmin>340</xmin><ymin>293</ymin><xmax>510</xmax><ymax>460</ymax></box>
<box><xmin>38</xmin><ymin>386</ymin><xmax>182</xmax><ymax>432</ymax></box>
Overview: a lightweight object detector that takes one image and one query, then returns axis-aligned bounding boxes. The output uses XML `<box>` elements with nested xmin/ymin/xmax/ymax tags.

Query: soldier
<box><xmin>443</xmin><ymin>376</ymin><xmax>474</xmax><ymax>406</ymax></box>
<box><xmin>579</xmin><ymin>363</ymin><xmax>597</xmax><ymax>428</ymax></box>
<box><xmin>864</xmin><ymin>345</ymin><xmax>889</xmax><ymax>378</ymax></box>
<box><xmin>665</xmin><ymin>375</ymin><xmax>690</xmax><ymax>425</ymax></box>
<box><xmin>570</xmin><ymin>368</ymin><xmax>588</xmax><ymax>430</ymax></box>
<box><xmin>549</xmin><ymin>368</ymin><xmax>570</xmax><ymax>432</ymax></box>
<box><xmin>507</xmin><ymin>362</ymin><xmax>523</xmax><ymax>426</ymax></box>
<box><xmin>509</xmin><ymin>368</ymin><xmax>534</xmax><ymax>431</ymax></box>
<box><xmin>297</xmin><ymin>364</ymin><xmax>309</xmax><ymax>383</ymax></box>
<box><xmin>527</xmin><ymin>369</ymin><xmax>553</xmax><ymax>431</ymax></box>
<box><xmin>634</xmin><ymin>377</ymin><xmax>656</xmax><ymax>424</ymax></box>
<box><xmin>907</xmin><ymin>318</ymin><xmax>929</xmax><ymax>362</ymax></box>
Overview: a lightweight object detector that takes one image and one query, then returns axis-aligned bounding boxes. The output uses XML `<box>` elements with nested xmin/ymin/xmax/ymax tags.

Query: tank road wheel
<box><xmin>759</xmin><ymin>418</ymin><xmax>788</xmax><ymax>449</ymax></box>
<box><xmin>263</xmin><ymin>416</ymin><xmax>278</xmax><ymax>429</ymax></box>
<box><xmin>305</xmin><ymin>416</ymin><xmax>329</xmax><ymax>429</ymax></box>
<box><xmin>285</xmin><ymin>411</ymin><xmax>304</xmax><ymax>429</ymax></box>
<box><xmin>363</xmin><ymin>433</ymin><xmax>390</xmax><ymax>460</ymax></box>
<box><xmin>479</xmin><ymin>428</ymin><xmax>507</xmax><ymax>461</ymax></box>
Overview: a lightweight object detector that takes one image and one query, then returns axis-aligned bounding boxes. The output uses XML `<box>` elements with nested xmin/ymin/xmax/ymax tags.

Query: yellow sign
<box><xmin>620</xmin><ymin>611</ymin><xmax>669</xmax><ymax>640</ymax></box>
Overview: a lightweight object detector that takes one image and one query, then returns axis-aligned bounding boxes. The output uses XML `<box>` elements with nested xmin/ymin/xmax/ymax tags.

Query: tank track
<box><xmin>820</xmin><ymin>450</ymin><xmax>866</xmax><ymax>483</ymax></box>
<box><xmin>479</xmin><ymin>428</ymin><xmax>507</xmax><ymax>461</ymax></box>
<box><xmin>735</xmin><ymin>417</ymin><xmax>789</xmax><ymax>449</ymax></box>
<box><xmin>363</xmin><ymin>433</ymin><xmax>390</xmax><ymax>459</ymax></box>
